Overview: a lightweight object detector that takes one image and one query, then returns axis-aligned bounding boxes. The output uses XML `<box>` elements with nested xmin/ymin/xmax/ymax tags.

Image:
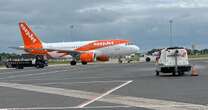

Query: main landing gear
<box><xmin>70</xmin><ymin>60</ymin><xmax>77</xmax><ymax>66</ymax></box>
<box><xmin>70</xmin><ymin>60</ymin><xmax>88</xmax><ymax>65</ymax></box>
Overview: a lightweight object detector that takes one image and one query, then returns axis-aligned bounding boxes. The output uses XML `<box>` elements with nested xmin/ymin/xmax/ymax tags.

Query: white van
<box><xmin>155</xmin><ymin>47</ymin><xmax>191</xmax><ymax>76</ymax></box>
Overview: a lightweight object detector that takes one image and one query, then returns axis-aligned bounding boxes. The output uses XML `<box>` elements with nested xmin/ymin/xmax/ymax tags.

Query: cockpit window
<box><xmin>126</xmin><ymin>42</ymin><xmax>134</xmax><ymax>45</ymax></box>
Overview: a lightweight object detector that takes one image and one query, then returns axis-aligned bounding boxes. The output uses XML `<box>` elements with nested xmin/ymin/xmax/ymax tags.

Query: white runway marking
<box><xmin>0</xmin><ymin>70</ymin><xmax>68</xmax><ymax>80</ymax></box>
<box><xmin>36</xmin><ymin>80</ymin><xmax>129</xmax><ymax>86</ymax></box>
<box><xmin>8</xmin><ymin>76</ymin><xmax>130</xmax><ymax>82</ymax></box>
<box><xmin>0</xmin><ymin>67</ymin><xmax>9</xmax><ymax>70</ymax></box>
<box><xmin>77</xmin><ymin>80</ymin><xmax>132</xmax><ymax>108</ymax></box>
<box><xmin>0</xmin><ymin>82</ymin><xmax>206</xmax><ymax>110</ymax></box>
<box><xmin>0</xmin><ymin>69</ymin><xmax>47</xmax><ymax>75</ymax></box>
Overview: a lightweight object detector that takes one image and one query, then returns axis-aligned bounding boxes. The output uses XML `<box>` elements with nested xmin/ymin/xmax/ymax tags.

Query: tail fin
<box><xmin>19</xmin><ymin>21</ymin><xmax>43</xmax><ymax>49</ymax></box>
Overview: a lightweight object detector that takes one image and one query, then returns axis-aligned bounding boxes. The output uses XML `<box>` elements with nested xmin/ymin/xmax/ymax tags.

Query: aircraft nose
<box><xmin>133</xmin><ymin>45</ymin><xmax>140</xmax><ymax>53</ymax></box>
<box><xmin>130</xmin><ymin>45</ymin><xmax>140</xmax><ymax>53</ymax></box>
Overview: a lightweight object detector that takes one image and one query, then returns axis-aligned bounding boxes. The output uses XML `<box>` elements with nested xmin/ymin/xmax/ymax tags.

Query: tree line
<box><xmin>147</xmin><ymin>48</ymin><xmax>208</xmax><ymax>55</ymax></box>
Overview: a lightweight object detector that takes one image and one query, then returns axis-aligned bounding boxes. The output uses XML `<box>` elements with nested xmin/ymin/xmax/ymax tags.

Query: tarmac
<box><xmin>0</xmin><ymin>60</ymin><xmax>207</xmax><ymax>110</ymax></box>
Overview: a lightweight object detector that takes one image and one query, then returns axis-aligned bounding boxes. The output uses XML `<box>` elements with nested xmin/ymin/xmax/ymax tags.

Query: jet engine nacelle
<box><xmin>80</xmin><ymin>52</ymin><xmax>95</xmax><ymax>62</ymax></box>
<box><xmin>96</xmin><ymin>55</ymin><xmax>109</xmax><ymax>62</ymax></box>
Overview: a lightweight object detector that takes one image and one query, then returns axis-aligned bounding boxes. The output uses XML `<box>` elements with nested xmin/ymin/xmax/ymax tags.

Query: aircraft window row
<box><xmin>70</xmin><ymin>46</ymin><xmax>80</xmax><ymax>48</ymax></box>
<box><xmin>56</xmin><ymin>46</ymin><xmax>80</xmax><ymax>49</ymax></box>
<box><xmin>49</xmin><ymin>46</ymin><xmax>81</xmax><ymax>49</ymax></box>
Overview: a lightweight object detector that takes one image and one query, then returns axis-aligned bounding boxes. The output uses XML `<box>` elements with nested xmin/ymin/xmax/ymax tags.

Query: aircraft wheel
<box><xmin>81</xmin><ymin>61</ymin><xmax>88</xmax><ymax>65</ymax></box>
<box><xmin>70</xmin><ymin>60</ymin><xmax>77</xmax><ymax>66</ymax></box>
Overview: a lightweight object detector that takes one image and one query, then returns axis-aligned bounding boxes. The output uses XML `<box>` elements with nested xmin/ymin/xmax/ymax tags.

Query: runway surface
<box><xmin>0</xmin><ymin>60</ymin><xmax>208</xmax><ymax>110</ymax></box>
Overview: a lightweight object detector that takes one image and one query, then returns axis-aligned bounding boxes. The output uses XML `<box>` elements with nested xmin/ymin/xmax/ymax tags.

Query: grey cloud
<box><xmin>0</xmin><ymin>0</ymin><xmax>208</xmax><ymax>52</ymax></box>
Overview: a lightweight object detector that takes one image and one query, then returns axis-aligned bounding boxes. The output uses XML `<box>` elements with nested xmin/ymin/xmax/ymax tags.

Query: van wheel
<box><xmin>156</xmin><ymin>71</ymin><xmax>160</xmax><ymax>76</ymax></box>
<box><xmin>118</xmin><ymin>60</ymin><xmax>122</xmax><ymax>64</ymax></box>
<box><xmin>172</xmin><ymin>72</ymin><xmax>176</xmax><ymax>76</ymax></box>
<box><xmin>146</xmin><ymin>57</ymin><xmax>151</xmax><ymax>62</ymax></box>
<box><xmin>17</xmin><ymin>66</ymin><xmax>24</xmax><ymax>69</ymax></box>
<box><xmin>6</xmin><ymin>65</ymin><xmax>9</xmax><ymax>68</ymax></box>
<box><xmin>36</xmin><ymin>64</ymin><xmax>44</xmax><ymax>69</ymax></box>
<box><xmin>178</xmin><ymin>72</ymin><xmax>184</xmax><ymax>76</ymax></box>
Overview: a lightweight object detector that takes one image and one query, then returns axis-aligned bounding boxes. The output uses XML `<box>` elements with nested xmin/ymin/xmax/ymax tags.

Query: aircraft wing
<box><xmin>9</xmin><ymin>46</ymin><xmax>26</xmax><ymax>50</ymax></box>
<box><xmin>9</xmin><ymin>47</ymin><xmax>81</xmax><ymax>56</ymax></box>
<box><xmin>42</xmin><ymin>48</ymin><xmax>81</xmax><ymax>55</ymax></box>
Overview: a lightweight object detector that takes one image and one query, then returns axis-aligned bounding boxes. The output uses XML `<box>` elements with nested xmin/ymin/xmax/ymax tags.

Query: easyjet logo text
<box><xmin>20</xmin><ymin>24</ymin><xmax>37</xmax><ymax>44</ymax></box>
<box><xmin>93</xmin><ymin>41</ymin><xmax>114</xmax><ymax>46</ymax></box>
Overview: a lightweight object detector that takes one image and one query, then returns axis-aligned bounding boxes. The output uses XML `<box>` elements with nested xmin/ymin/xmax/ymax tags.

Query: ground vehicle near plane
<box><xmin>155</xmin><ymin>47</ymin><xmax>191</xmax><ymax>76</ymax></box>
<box><xmin>125</xmin><ymin>53</ymin><xmax>140</xmax><ymax>63</ymax></box>
<box><xmin>13</xmin><ymin>21</ymin><xmax>140</xmax><ymax>66</ymax></box>
<box><xmin>5</xmin><ymin>55</ymin><xmax>47</xmax><ymax>69</ymax></box>
<box><xmin>140</xmin><ymin>54</ymin><xmax>156</xmax><ymax>62</ymax></box>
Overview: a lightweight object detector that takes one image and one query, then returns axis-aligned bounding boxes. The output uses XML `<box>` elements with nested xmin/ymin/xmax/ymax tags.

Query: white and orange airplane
<box><xmin>14</xmin><ymin>21</ymin><xmax>139</xmax><ymax>65</ymax></box>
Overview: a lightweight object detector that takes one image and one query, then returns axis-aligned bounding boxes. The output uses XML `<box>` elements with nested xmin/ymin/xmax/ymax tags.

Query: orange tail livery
<box><xmin>19</xmin><ymin>21</ymin><xmax>43</xmax><ymax>49</ymax></box>
<box><xmin>19</xmin><ymin>22</ymin><xmax>47</xmax><ymax>54</ymax></box>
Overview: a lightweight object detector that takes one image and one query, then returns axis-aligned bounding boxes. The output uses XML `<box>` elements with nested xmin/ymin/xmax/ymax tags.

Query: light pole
<box><xmin>69</xmin><ymin>25</ymin><xmax>74</xmax><ymax>41</ymax></box>
<box><xmin>169</xmin><ymin>20</ymin><xmax>173</xmax><ymax>47</ymax></box>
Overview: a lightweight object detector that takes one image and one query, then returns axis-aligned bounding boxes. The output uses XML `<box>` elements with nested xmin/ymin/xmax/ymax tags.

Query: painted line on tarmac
<box><xmin>0</xmin><ymin>105</ymin><xmax>131</xmax><ymax>110</ymax></box>
<box><xmin>9</xmin><ymin>74</ymin><xmax>139</xmax><ymax>82</ymax></box>
<box><xmin>5</xmin><ymin>76</ymin><xmax>127</xmax><ymax>82</ymax></box>
<box><xmin>0</xmin><ymin>67</ymin><xmax>10</xmax><ymax>70</ymax></box>
<box><xmin>0</xmin><ymin>70</ymin><xmax>68</xmax><ymax>80</ymax></box>
<box><xmin>0</xmin><ymin>64</ymin><xmax>85</xmax><ymax>75</ymax></box>
<box><xmin>35</xmin><ymin>80</ymin><xmax>129</xmax><ymax>86</ymax></box>
<box><xmin>77</xmin><ymin>80</ymin><xmax>133</xmax><ymax>108</ymax></box>
<box><xmin>0</xmin><ymin>82</ymin><xmax>206</xmax><ymax>110</ymax></box>
<box><xmin>138</xmin><ymin>67</ymin><xmax>155</xmax><ymax>71</ymax></box>
<box><xmin>0</xmin><ymin>69</ymin><xmax>47</xmax><ymax>75</ymax></box>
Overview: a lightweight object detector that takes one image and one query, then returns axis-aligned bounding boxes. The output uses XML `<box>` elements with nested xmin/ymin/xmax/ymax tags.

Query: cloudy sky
<box><xmin>0</xmin><ymin>0</ymin><xmax>208</xmax><ymax>52</ymax></box>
